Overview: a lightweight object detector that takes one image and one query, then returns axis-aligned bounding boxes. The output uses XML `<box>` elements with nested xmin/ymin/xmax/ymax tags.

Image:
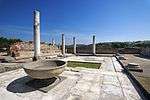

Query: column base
<box><xmin>93</xmin><ymin>53</ymin><xmax>96</xmax><ymax>56</ymax></box>
<box><xmin>73</xmin><ymin>53</ymin><xmax>76</xmax><ymax>55</ymax></box>
<box><xmin>33</xmin><ymin>56</ymin><xmax>40</xmax><ymax>61</ymax></box>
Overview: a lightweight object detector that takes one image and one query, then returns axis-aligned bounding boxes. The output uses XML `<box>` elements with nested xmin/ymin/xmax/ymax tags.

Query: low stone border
<box><xmin>0</xmin><ymin>63</ymin><xmax>22</xmax><ymax>73</ymax></box>
<box><xmin>115</xmin><ymin>56</ymin><xmax>150</xmax><ymax>100</ymax></box>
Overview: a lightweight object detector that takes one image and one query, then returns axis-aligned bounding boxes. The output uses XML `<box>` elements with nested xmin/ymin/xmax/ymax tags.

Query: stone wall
<box><xmin>141</xmin><ymin>47</ymin><xmax>150</xmax><ymax>56</ymax></box>
<box><xmin>118</xmin><ymin>48</ymin><xmax>141</xmax><ymax>54</ymax></box>
<box><xmin>9</xmin><ymin>41</ymin><xmax>61</xmax><ymax>58</ymax></box>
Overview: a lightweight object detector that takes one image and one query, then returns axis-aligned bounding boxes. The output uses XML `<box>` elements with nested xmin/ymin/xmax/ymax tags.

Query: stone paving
<box><xmin>0</xmin><ymin>56</ymin><xmax>142</xmax><ymax>100</ymax></box>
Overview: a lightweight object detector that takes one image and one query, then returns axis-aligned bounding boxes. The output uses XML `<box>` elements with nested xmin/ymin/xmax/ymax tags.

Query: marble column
<box><xmin>52</xmin><ymin>38</ymin><xmax>55</xmax><ymax>46</ymax></box>
<box><xmin>92</xmin><ymin>35</ymin><xmax>96</xmax><ymax>55</ymax></box>
<box><xmin>33</xmin><ymin>10</ymin><xmax>40</xmax><ymax>61</ymax></box>
<box><xmin>62</xmin><ymin>33</ymin><xmax>65</xmax><ymax>56</ymax></box>
<box><xmin>73</xmin><ymin>37</ymin><xmax>76</xmax><ymax>54</ymax></box>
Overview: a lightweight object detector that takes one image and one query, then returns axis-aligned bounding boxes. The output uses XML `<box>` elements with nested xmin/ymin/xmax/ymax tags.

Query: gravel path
<box><xmin>121</xmin><ymin>54</ymin><xmax>150</xmax><ymax>93</ymax></box>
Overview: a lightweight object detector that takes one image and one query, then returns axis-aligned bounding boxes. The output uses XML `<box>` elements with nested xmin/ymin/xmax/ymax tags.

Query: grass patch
<box><xmin>67</xmin><ymin>61</ymin><xmax>101</xmax><ymax>69</ymax></box>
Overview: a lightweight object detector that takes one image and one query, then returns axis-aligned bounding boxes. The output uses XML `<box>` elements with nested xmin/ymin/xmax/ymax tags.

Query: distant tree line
<box><xmin>0</xmin><ymin>37</ymin><xmax>22</xmax><ymax>51</ymax></box>
<box><xmin>66</xmin><ymin>41</ymin><xmax>150</xmax><ymax>54</ymax></box>
<box><xmin>96</xmin><ymin>41</ymin><xmax>150</xmax><ymax>48</ymax></box>
<box><xmin>0</xmin><ymin>36</ymin><xmax>150</xmax><ymax>54</ymax></box>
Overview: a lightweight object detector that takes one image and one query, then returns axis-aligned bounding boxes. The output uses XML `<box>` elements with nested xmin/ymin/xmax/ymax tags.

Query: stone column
<box><xmin>92</xmin><ymin>35</ymin><xmax>96</xmax><ymax>55</ymax></box>
<box><xmin>61</xmin><ymin>33</ymin><xmax>65</xmax><ymax>56</ymax></box>
<box><xmin>33</xmin><ymin>10</ymin><xmax>40</xmax><ymax>61</ymax></box>
<box><xmin>73</xmin><ymin>37</ymin><xmax>76</xmax><ymax>54</ymax></box>
<box><xmin>52</xmin><ymin>38</ymin><xmax>55</xmax><ymax>46</ymax></box>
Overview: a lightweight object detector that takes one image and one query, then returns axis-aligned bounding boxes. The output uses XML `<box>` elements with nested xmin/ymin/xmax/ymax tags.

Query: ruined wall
<box><xmin>118</xmin><ymin>48</ymin><xmax>141</xmax><ymax>54</ymax></box>
<box><xmin>9</xmin><ymin>42</ymin><xmax>61</xmax><ymax>58</ymax></box>
<box><xmin>141</xmin><ymin>47</ymin><xmax>150</xmax><ymax>57</ymax></box>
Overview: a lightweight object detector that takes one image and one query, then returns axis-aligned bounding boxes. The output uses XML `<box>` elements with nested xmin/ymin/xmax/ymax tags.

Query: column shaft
<box><xmin>52</xmin><ymin>38</ymin><xmax>55</xmax><ymax>46</ymax></box>
<box><xmin>62</xmin><ymin>34</ymin><xmax>65</xmax><ymax>56</ymax></box>
<box><xmin>73</xmin><ymin>37</ymin><xmax>76</xmax><ymax>54</ymax></box>
<box><xmin>93</xmin><ymin>35</ymin><xmax>96</xmax><ymax>55</ymax></box>
<box><xmin>33</xmin><ymin>10</ymin><xmax>40</xmax><ymax>60</ymax></box>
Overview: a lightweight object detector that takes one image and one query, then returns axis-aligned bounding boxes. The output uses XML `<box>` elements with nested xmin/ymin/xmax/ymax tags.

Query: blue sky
<box><xmin>0</xmin><ymin>0</ymin><xmax>150</xmax><ymax>44</ymax></box>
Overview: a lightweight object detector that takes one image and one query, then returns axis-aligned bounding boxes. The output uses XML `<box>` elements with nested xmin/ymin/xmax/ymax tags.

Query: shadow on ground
<box><xmin>7</xmin><ymin>76</ymin><xmax>66</xmax><ymax>93</ymax></box>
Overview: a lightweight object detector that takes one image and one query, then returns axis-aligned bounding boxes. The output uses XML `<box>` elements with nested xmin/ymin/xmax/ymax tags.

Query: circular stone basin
<box><xmin>22</xmin><ymin>60</ymin><xmax>66</xmax><ymax>79</ymax></box>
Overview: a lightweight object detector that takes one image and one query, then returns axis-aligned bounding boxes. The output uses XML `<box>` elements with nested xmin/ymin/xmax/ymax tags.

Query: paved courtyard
<box><xmin>0</xmin><ymin>56</ymin><xmax>142</xmax><ymax>100</ymax></box>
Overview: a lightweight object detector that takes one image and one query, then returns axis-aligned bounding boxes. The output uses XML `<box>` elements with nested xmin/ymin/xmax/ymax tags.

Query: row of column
<box><xmin>61</xmin><ymin>34</ymin><xmax>96</xmax><ymax>56</ymax></box>
<box><xmin>33</xmin><ymin>10</ymin><xmax>96</xmax><ymax>60</ymax></box>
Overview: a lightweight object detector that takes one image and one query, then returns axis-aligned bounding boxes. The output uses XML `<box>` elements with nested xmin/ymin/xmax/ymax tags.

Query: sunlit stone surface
<box><xmin>33</xmin><ymin>10</ymin><xmax>40</xmax><ymax>60</ymax></box>
<box><xmin>0</xmin><ymin>56</ymin><xmax>141</xmax><ymax>100</ymax></box>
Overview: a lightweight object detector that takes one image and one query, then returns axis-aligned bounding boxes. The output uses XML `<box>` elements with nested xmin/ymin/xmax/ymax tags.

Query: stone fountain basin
<box><xmin>22</xmin><ymin>60</ymin><xmax>66</xmax><ymax>79</ymax></box>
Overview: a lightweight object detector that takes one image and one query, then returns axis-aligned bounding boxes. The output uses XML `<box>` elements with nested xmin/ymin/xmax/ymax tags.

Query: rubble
<box><xmin>9</xmin><ymin>41</ymin><xmax>61</xmax><ymax>58</ymax></box>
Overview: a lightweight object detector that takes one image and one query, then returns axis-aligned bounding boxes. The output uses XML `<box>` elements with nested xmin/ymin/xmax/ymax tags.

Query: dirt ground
<box><xmin>122</xmin><ymin>54</ymin><xmax>150</xmax><ymax>93</ymax></box>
